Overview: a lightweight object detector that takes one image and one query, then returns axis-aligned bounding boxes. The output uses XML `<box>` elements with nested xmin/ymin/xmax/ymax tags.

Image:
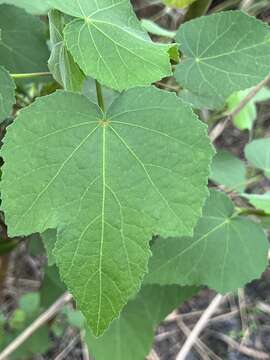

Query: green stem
<box><xmin>95</xmin><ymin>80</ymin><xmax>105</xmax><ymax>112</ymax></box>
<box><xmin>11</xmin><ymin>72</ymin><xmax>51</xmax><ymax>79</ymax></box>
<box><xmin>185</xmin><ymin>0</ymin><xmax>213</xmax><ymax>21</ymax></box>
<box><xmin>236</xmin><ymin>207</ymin><xmax>269</xmax><ymax>218</ymax></box>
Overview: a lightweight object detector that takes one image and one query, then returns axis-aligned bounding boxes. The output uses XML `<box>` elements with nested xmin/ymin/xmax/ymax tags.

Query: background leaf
<box><xmin>0</xmin><ymin>66</ymin><xmax>15</xmax><ymax>122</ymax></box>
<box><xmin>0</xmin><ymin>0</ymin><xmax>50</xmax><ymax>14</ymax></box>
<box><xmin>86</xmin><ymin>285</ymin><xmax>198</xmax><ymax>360</ymax></box>
<box><xmin>145</xmin><ymin>190</ymin><xmax>269</xmax><ymax>293</ymax></box>
<box><xmin>175</xmin><ymin>11</ymin><xmax>270</xmax><ymax>107</ymax></box>
<box><xmin>163</xmin><ymin>0</ymin><xmax>197</xmax><ymax>8</ymax></box>
<box><xmin>242</xmin><ymin>192</ymin><xmax>270</xmax><ymax>214</ymax></box>
<box><xmin>245</xmin><ymin>138</ymin><xmax>270</xmax><ymax>178</ymax></box>
<box><xmin>48</xmin><ymin>9</ymin><xmax>85</xmax><ymax>92</ymax></box>
<box><xmin>0</xmin><ymin>5</ymin><xmax>49</xmax><ymax>75</ymax></box>
<box><xmin>210</xmin><ymin>150</ymin><xmax>246</xmax><ymax>192</ymax></box>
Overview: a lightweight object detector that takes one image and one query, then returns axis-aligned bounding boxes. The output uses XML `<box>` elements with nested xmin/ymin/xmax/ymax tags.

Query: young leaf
<box><xmin>1</xmin><ymin>87</ymin><xmax>213</xmax><ymax>335</ymax></box>
<box><xmin>175</xmin><ymin>11</ymin><xmax>270</xmax><ymax>106</ymax></box>
<box><xmin>145</xmin><ymin>189</ymin><xmax>269</xmax><ymax>293</ymax></box>
<box><xmin>0</xmin><ymin>5</ymin><xmax>49</xmax><ymax>75</ymax></box>
<box><xmin>0</xmin><ymin>66</ymin><xmax>15</xmax><ymax>122</ymax></box>
<box><xmin>227</xmin><ymin>87</ymin><xmax>270</xmax><ymax>131</ymax></box>
<box><xmin>210</xmin><ymin>150</ymin><xmax>246</xmax><ymax>192</ymax></box>
<box><xmin>86</xmin><ymin>285</ymin><xmax>198</xmax><ymax>360</ymax></box>
<box><xmin>48</xmin><ymin>10</ymin><xmax>85</xmax><ymax>92</ymax></box>
<box><xmin>140</xmin><ymin>19</ymin><xmax>176</xmax><ymax>39</ymax></box>
<box><xmin>245</xmin><ymin>138</ymin><xmax>270</xmax><ymax>178</ymax></box>
<box><xmin>242</xmin><ymin>192</ymin><xmax>270</xmax><ymax>214</ymax></box>
<box><xmin>47</xmin><ymin>0</ymin><xmax>174</xmax><ymax>91</ymax></box>
<box><xmin>163</xmin><ymin>0</ymin><xmax>198</xmax><ymax>8</ymax></box>
<box><xmin>0</xmin><ymin>0</ymin><xmax>50</xmax><ymax>14</ymax></box>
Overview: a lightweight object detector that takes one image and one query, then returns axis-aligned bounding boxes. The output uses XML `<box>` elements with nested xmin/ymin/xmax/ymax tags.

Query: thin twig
<box><xmin>81</xmin><ymin>330</ymin><xmax>90</xmax><ymax>360</ymax></box>
<box><xmin>54</xmin><ymin>334</ymin><xmax>80</xmax><ymax>360</ymax></box>
<box><xmin>0</xmin><ymin>292</ymin><xmax>72</xmax><ymax>360</ymax></box>
<box><xmin>176</xmin><ymin>294</ymin><xmax>224</xmax><ymax>360</ymax></box>
<box><xmin>178</xmin><ymin>318</ymin><xmax>222</xmax><ymax>360</ymax></box>
<box><xmin>210</xmin><ymin>331</ymin><xmax>269</xmax><ymax>359</ymax></box>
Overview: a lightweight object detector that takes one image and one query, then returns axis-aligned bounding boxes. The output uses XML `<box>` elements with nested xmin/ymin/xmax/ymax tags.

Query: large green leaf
<box><xmin>175</xmin><ymin>11</ymin><xmax>270</xmax><ymax>106</ymax></box>
<box><xmin>47</xmin><ymin>0</ymin><xmax>174</xmax><ymax>91</ymax></box>
<box><xmin>48</xmin><ymin>10</ymin><xmax>85</xmax><ymax>92</ymax></box>
<box><xmin>245</xmin><ymin>138</ymin><xmax>270</xmax><ymax>178</ymax></box>
<box><xmin>0</xmin><ymin>5</ymin><xmax>49</xmax><ymax>74</ymax></box>
<box><xmin>145</xmin><ymin>190</ymin><xmax>268</xmax><ymax>293</ymax></box>
<box><xmin>0</xmin><ymin>66</ymin><xmax>15</xmax><ymax>122</ymax></box>
<box><xmin>210</xmin><ymin>150</ymin><xmax>246</xmax><ymax>192</ymax></box>
<box><xmin>1</xmin><ymin>87</ymin><xmax>213</xmax><ymax>335</ymax></box>
<box><xmin>86</xmin><ymin>285</ymin><xmax>198</xmax><ymax>360</ymax></box>
<box><xmin>0</xmin><ymin>0</ymin><xmax>50</xmax><ymax>14</ymax></box>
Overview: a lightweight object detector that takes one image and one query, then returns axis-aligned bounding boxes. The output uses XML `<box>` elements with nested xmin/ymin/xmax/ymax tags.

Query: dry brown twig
<box><xmin>175</xmin><ymin>294</ymin><xmax>224</xmax><ymax>360</ymax></box>
<box><xmin>0</xmin><ymin>292</ymin><xmax>73</xmax><ymax>360</ymax></box>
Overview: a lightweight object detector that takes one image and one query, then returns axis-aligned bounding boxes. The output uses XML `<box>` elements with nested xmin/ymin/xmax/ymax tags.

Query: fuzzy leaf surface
<box><xmin>86</xmin><ymin>285</ymin><xmax>198</xmax><ymax>360</ymax></box>
<box><xmin>145</xmin><ymin>190</ymin><xmax>268</xmax><ymax>293</ymax></box>
<box><xmin>0</xmin><ymin>66</ymin><xmax>15</xmax><ymax>122</ymax></box>
<box><xmin>175</xmin><ymin>11</ymin><xmax>270</xmax><ymax>106</ymax></box>
<box><xmin>47</xmin><ymin>0</ymin><xmax>174</xmax><ymax>91</ymax></box>
<box><xmin>1</xmin><ymin>87</ymin><xmax>213</xmax><ymax>335</ymax></box>
<box><xmin>0</xmin><ymin>5</ymin><xmax>49</xmax><ymax>74</ymax></box>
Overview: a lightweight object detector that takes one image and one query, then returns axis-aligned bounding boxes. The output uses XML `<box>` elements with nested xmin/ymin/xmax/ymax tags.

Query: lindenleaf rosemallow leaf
<box><xmin>175</xmin><ymin>11</ymin><xmax>270</xmax><ymax>106</ymax></box>
<box><xmin>1</xmin><ymin>87</ymin><xmax>213</xmax><ymax>336</ymax></box>
<box><xmin>47</xmin><ymin>0</ymin><xmax>174</xmax><ymax>91</ymax></box>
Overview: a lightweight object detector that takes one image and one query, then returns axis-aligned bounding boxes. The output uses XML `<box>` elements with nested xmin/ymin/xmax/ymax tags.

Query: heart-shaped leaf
<box><xmin>1</xmin><ymin>87</ymin><xmax>213</xmax><ymax>335</ymax></box>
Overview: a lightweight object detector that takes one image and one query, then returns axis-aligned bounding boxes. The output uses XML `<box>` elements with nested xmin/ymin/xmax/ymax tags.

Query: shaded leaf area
<box><xmin>175</xmin><ymin>11</ymin><xmax>270</xmax><ymax>108</ymax></box>
<box><xmin>0</xmin><ymin>0</ymin><xmax>50</xmax><ymax>14</ymax></box>
<box><xmin>1</xmin><ymin>87</ymin><xmax>213</xmax><ymax>335</ymax></box>
<box><xmin>47</xmin><ymin>0</ymin><xmax>174</xmax><ymax>91</ymax></box>
<box><xmin>0</xmin><ymin>66</ymin><xmax>15</xmax><ymax>122</ymax></box>
<box><xmin>0</xmin><ymin>5</ymin><xmax>49</xmax><ymax>75</ymax></box>
<box><xmin>245</xmin><ymin>138</ymin><xmax>270</xmax><ymax>178</ymax></box>
<box><xmin>210</xmin><ymin>150</ymin><xmax>246</xmax><ymax>192</ymax></box>
<box><xmin>242</xmin><ymin>192</ymin><xmax>270</xmax><ymax>214</ymax></box>
<box><xmin>86</xmin><ymin>285</ymin><xmax>198</xmax><ymax>360</ymax></box>
<box><xmin>145</xmin><ymin>190</ymin><xmax>269</xmax><ymax>293</ymax></box>
<box><xmin>48</xmin><ymin>10</ymin><xmax>85</xmax><ymax>92</ymax></box>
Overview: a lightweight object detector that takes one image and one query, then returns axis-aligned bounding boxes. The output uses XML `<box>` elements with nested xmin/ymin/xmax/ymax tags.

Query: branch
<box><xmin>0</xmin><ymin>292</ymin><xmax>72</xmax><ymax>360</ymax></box>
<box><xmin>176</xmin><ymin>294</ymin><xmax>224</xmax><ymax>360</ymax></box>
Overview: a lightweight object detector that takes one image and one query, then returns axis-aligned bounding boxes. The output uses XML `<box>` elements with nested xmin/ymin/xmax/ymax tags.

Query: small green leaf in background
<box><xmin>242</xmin><ymin>192</ymin><xmax>270</xmax><ymax>214</ymax></box>
<box><xmin>145</xmin><ymin>190</ymin><xmax>269</xmax><ymax>293</ymax></box>
<box><xmin>47</xmin><ymin>0</ymin><xmax>174</xmax><ymax>91</ymax></box>
<box><xmin>140</xmin><ymin>19</ymin><xmax>176</xmax><ymax>38</ymax></box>
<box><xmin>227</xmin><ymin>87</ymin><xmax>270</xmax><ymax>130</ymax></box>
<box><xmin>245</xmin><ymin>138</ymin><xmax>270</xmax><ymax>178</ymax></box>
<box><xmin>210</xmin><ymin>150</ymin><xmax>246</xmax><ymax>192</ymax></box>
<box><xmin>48</xmin><ymin>10</ymin><xmax>85</xmax><ymax>92</ymax></box>
<box><xmin>0</xmin><ymin>66</ymin><xmax>15</xmax><ymax>122</ymax></box>
<box><xmin>19</xmin><ymin>292</ymin><xmax>40</xmax><ymax>316</ymax></box>
<box><xmin>86</xmin><ymin>285</ymin><xmax>198</xmax><ymax>360</ymax></box>
<box><xmin>175</xmin><ymin>11</ymin><xmax>270</xmax><ymax>108</ymax></box>
<box><xmin>163</xmin><ymin>0</ymin><xmax>197</xmax><ymax>8</ymax></box>
<box><xmin>0</xmin><ymin>0</ymin><xmax>50</xmax><ymax>14</ymax></box>
<box><xmin>0</xmin><ymin>5</ymin><xmax>49</xmax><ymax>76</ymax></box>
<box><xmin>1</xmin><ymin>87</ymin><xmax>213</xmax><ymax>336</ymax></box>
<box><xmin>63</xmin><ymin>308</ymin><xmax>85</xmax><ymax>329</ymax></box>
<box><xmin>9</xmin><ymin>309</ymin><xmax>26</xmax><ymax>330</ymax></box>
